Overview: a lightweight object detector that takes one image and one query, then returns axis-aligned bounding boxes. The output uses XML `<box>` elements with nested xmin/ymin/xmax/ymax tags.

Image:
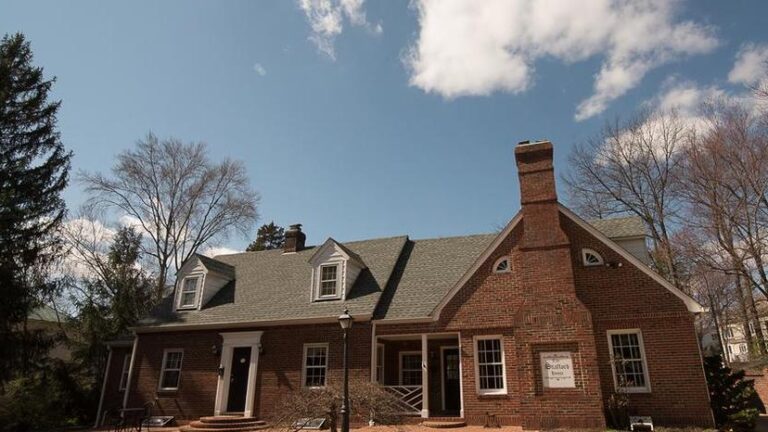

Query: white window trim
<box><xmin>177</xmin><ymin>275</ymin><xmax>203</xmax><ymax>310</ymax></box>
<box><xmin>118</xmin><ymin>353</ymin><xmax>131</xmax><ymax>391</ymax></box>
<box><xmin>607</xmin><ymin>329</ymin><xmax>651</xmax><ymax>393</ymax></box>
<box><xmin>473</xmin><ymin>335</ymin><xmax>507</xmax><ymax>396</ymax></box>
<box><xmin>302</xmin><ymin>343</ymin><xmax>330</xmax><ymax>389</ymax></box>
<box><xmin>493</xmin><ymin>256</ymin><xmax>511</xmax><ymax>274</ymax></box>
<box><xmin>158</xmin><ymin>349</ymin><xmax>184</xmax><ymax>391</ymax></box>
<box><xmin>315</xmin><ymin>263</ymin><xmax>342</xmax><ymax>301</ymax></box>
<box><xmin>581</xmin><ymin>248</ymin><xmax>604</xmax><ymax>267</ymax></box>
<box><xmin>376</xmin><ymin>343</ymin><xmax>385</xmax><ymax>384</ymax></box>
<box><xmin>399</xmin><ymin>351</ymin><xmax>422</xmax><ymax>386</ymax></box>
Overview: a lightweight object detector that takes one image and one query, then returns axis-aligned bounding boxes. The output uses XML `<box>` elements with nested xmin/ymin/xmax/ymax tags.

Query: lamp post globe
<box><xmin>338</xmin><ymin>308</ymin><xmax>353</xmax><ymax>432</ymax></box>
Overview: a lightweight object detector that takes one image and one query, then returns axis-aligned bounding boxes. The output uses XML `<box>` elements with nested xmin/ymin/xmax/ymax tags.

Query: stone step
<box><xmin>198</xmin><ymin>416</ymin><xmax>262</xmax><ymax>424</ymax></box>
<box><xmin>180</xmin><ymin>425</ymin><xmax>269</xmax><ymax>432</ymax></box>
<box><xmin>189</xmin><ymin>420</ymin><xmax>266</xmax><ymax>429</ymax></box>
<box><xmin>422</xmin><ymin>420</ymin><xmax>468</xmax><ymax>428</ymax></box>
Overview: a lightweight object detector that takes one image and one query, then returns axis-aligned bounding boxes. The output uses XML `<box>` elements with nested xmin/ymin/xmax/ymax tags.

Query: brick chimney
<box><xmin>283</xmin><ymin>224</ymin><xmax>306</xmax><ymax>253</ymax></box>
<box><xmin>512</xmin><ymin>140</ymin><xmax>605</xmax><ymax>429</ymax></box>
<box><xmin>514</xmin><ymin>140</ymin><xmax>569</xmax><ymax>249</ymax></box>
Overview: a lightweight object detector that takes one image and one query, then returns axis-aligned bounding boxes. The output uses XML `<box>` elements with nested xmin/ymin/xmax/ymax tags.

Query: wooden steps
<box><xmin>181</xmin><ymin>416</ymin><xmax>268</xmax><ymax>432</ymax></box>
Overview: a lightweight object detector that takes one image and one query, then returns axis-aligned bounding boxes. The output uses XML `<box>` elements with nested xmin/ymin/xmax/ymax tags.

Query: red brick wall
<box><xmin>376</xmin><ymin>213</ymin><xmax>714</xmax><ymax>428</ymax></box>
<box><xmin>566</xmin><ymin>217</ymin><xmax>714</xmax><ymax>427</ymax></box>
<box><xmin>743</xmin><ymin>369</ymin><xmax>768</xmax><ymax>413</ymax></box>
<box><xmin>124</xmin><ymin>322</ymin><xmax>372</xmax><ymax>421</ymax></box>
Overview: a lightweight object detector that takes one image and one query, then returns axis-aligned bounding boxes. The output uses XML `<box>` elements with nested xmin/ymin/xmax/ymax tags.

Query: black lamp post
<box><xmin>338</xmin><ymin>308</ymin><xmax>353</xmax><ymax>432</ymax></box>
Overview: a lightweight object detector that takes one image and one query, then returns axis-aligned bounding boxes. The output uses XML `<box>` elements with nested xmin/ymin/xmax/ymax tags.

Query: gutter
<box><xmin>131</xmin><ymin>313</ymin><xmax>373</xmax><ymax>333</ymax></box>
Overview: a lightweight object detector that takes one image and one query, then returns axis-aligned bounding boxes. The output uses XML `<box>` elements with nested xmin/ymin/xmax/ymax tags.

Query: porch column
<box><xmin>421</xmin><ymin>333</ymin><xmax>429</xmax><ymax>418</ymax></box>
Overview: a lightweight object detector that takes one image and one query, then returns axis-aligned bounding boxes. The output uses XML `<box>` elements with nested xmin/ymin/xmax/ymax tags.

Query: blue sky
<box><xmin>2</xmin><ymin>0</ymin><xmax>767</xmax><ymax>252</ymax></box>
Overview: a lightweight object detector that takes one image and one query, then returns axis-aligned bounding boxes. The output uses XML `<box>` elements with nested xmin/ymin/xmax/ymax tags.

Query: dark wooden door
<box><xmin>442</xmin><ymin>348</ymin><xmax>460</xmax><ymax>412</ymax></box>
<box><xmin>227</xmin><ymin>347</ymin><xmax>252</xmax><ymax>412</ymax></box>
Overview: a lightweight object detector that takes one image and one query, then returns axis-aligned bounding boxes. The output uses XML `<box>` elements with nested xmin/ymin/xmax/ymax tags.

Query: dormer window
<box><xmin>319</xmin><ymin>264</ymin><xmax>340</xmax><ymax>298</ymax></box>
<box><xmin>309</xmin><ymin>238</ymin><xmax>367</xmax><ymax>303</ymax></box>
<box><xmin>178</xmin><ymin>276</ymin><xmax>201</xmax><ymax>309</ymax></box>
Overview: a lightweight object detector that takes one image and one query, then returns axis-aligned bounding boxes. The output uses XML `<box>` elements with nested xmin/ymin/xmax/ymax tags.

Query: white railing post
<box><xmin>421</xmin><ymin>334</ymin><xmax>429</xmax><ymax>418</ymax></box>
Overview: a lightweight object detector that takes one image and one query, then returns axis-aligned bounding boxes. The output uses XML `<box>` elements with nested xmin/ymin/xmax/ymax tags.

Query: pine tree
<box><xmin>72</xmin><ymin>227</ymin><xmax>154</xmax><ymax>378</ymax></box>
<box><xmin>246</xmin><ymin>221</ymin><xmax>285</xmax><ymax>251</ymax></box>
<box><xmin>0</xmin><ymin>33</ymin><xmax>72</xmax><ymax>382</ymax></box>
<box><xmin>704</xmin><ymin>355</ymin><xmax>759</xmax><ymax>431</ymax></box>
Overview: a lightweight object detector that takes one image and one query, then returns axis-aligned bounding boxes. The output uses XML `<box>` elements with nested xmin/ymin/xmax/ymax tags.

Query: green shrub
<box><xmin>0</xmin><ymin>360</ymin><xmax>96</xmax><ymax>432</ymax></box>
<box><xmin>704</xmin><ymin>355</ymin><xmax>759</xmax><ymax>432</ymax></box>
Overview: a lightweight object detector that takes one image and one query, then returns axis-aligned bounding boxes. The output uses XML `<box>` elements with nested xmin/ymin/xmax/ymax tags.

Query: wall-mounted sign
<box><xmin>540</xmin><ymin>351</ymin><xmax>575</xmax><ymax>388</ymax></box>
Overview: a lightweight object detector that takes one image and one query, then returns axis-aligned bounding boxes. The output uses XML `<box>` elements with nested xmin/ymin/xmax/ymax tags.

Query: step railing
<box><xmin>381</xmin><ymin>385</ymin><xmax>422</xmax><ymax>415</ymax></box>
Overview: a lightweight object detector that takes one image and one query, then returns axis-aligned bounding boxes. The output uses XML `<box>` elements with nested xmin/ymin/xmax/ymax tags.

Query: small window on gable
<box><xmin>318</xmin><ymin>264</ymin><xmax>340</xmax><ymax>299</ymax></box>
<box><xmin>493</xmin><ymin>256</ymin><xmax>511</xmax><ymax>273</ymax></box>
<box><xmin>582</xmin><ymin>248</ymin><xmax>604</xmax><ymax>267</ymax></box>
<box><xmin>178</xmin><ymin>276</ymin><xmax>201</xmax><ymax>309</ymax></box>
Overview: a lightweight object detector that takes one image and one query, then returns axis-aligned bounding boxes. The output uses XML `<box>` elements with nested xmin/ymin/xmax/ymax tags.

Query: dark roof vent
<box><xmin>284</xmin><ymin>223</ymin><xmax>306</xmax><ymax>253</ymax></box>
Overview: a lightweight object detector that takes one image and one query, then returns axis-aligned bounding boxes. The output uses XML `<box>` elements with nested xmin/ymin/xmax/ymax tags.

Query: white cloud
<box><xmin>200</xmin><ymin>245</ymin><xmax>241</xmax><ymax>258</ymax></box>
<box><xmin>405</xmin><ymin>0</ymin><xmax>719</xmax><ymax>120</ymax></box>
<box><xmin>253</xmin><ymin>63</ymin><xmax>267</xmax><ymax>76</ymax></box>
<box><xmin>298</xmin><ymin>0</ymin><xmax>381</xmax><ymax>60</ymax></box>
<box><xmin>728</xmin><ymin>43</ymin><xmax>768</xmax><ymax>86</ymax></box>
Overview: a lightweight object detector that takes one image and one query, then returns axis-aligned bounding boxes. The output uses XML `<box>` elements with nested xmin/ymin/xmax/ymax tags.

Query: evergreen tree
<box><xmin>72</xmin><ymin>227</ymin><xmax>154</xmax><ymax>378</ymax></box>
<box><xmin>246</xmin><ymin>221</ymin><xmax>285</xmax><ymax>251</ymax></box>
<box><xmin>0</xmin><ymin>33</ymin><xmax>72</xmax><ymax>382</ymax></box>
<box><xmin>704</xmin><ymin>355</ymin><xmax>759</xmax><ymax>431</ymax></box>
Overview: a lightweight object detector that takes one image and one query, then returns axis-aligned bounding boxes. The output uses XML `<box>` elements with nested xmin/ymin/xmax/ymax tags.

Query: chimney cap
<box><xmin>288</xmin><ymin>223</ymin><xmax>303</xmax><ymax>231</ymax></box>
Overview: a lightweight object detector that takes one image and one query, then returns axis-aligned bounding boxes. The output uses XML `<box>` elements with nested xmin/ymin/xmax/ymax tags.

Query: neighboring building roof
<box><xmin>588</xmin><ymin>216</ymin><xmax>646</xmax><ymax>239</ymax></box>
<box><xmin>28</xmin><ymin>304</ymin><xmax>64</xmax><ymax>323</ymax></box>
<box><xmin>139</xmin><ymin>236</ymin><xmax>408</xmax><ymax>329</ymax></box>
<box><xmin>136</xmin><ymin>214</ymin><xmax>688</xmax><ymax>331</ymax></box>
<box><xmin>195</xmin><ymin>253</ymin><xmax>236</xmax><ymax>278</ymax></box>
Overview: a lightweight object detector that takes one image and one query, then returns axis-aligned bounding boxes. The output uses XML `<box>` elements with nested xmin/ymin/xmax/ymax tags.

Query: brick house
<box><xmin>96</xmin><ymin>141</ymin><xmax>714</xmax><ymax>429</ymax></box>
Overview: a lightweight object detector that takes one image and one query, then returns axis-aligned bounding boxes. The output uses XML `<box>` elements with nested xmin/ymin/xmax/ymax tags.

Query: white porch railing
<box><xmin>381</xmin><ymin>385</ymin><xmax>423</xmax><ymax>415</ymax></box>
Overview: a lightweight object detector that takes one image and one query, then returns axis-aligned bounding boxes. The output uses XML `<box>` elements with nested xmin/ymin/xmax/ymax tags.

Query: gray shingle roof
<box><xmin>374</xmin><ymin>234</ymin><xmax>496</xmax><ymax>320</ymax></box>
<box><xmin>588</xmin><ymin>216</ymin><xmax>646</xmax><ymax>239</ymax></box>
<box><xmin>138</xmin><ymin>215</ymin><xmax>647</xmax><ymax>329</ymax></box>
<box><xmin>195</xmin><ymin>253</ymin><xmax>236</xmax><ymax>278</ymax></box>
<box><xmin>140</xmin><ymin>236</ymin><xmax>408</xmax><ymax>328</ymax></box>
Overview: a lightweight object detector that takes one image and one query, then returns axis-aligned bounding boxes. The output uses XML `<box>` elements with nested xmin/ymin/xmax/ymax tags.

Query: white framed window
<box><xmin>302</xmin><ymin>343</ymin><xmax>329</xmax><ymax>388</ymax></box>
<box><xmin>493</xmin><ymin>256</ymin><xmax>511</xmax><ymax>273</ymax></box>
<box><xmin>728</xmin><ymin>345</ymin><xmax>733</xmax><ymax>354</ymax></box>
<box><xmin>158</xmin><ymin>349</ymin><xmax>183</xmax><ymax>391</ymax></box>
<box><xmin>400</xmin><ymin>352</ymin><xmax>422</xmax><ymax>386</ymax></box>
<box><xmin>376</xmin><ymin>344</ymin><xmax>385</xmax><ymax>384</ymax></box>
<box><xmin>473</xmin><ymin>335</ymin><xmax>507</xmax><ymax>395</ymax></box>
<box><xmin>740</xmin><ymin>344</ymin><xmax>747</xmax><ymax>354</ymax></box>
<box><xmin>178</xmin><ymin>276</ymin><xmax>201</xmax><ymax>309</ymax></box>
<box><xmin>118</xmin><ymin>353</ymin><xmax>131</xmax><ymax>391</ymax></box>
<box><xmin>607</xmin><ymin>329</ymin><xmax>651</xmax><ymax>393</ymax></box>
<box><xmin>581</xmin><ymin>248</ymin><xmax>604</xmax><ymax>267</ymax></box>
<box><xmin>318</xmin><ymin>264</ymin><xmax>340</xmax><ymax>299</ymax></box>
<box><xmin>725</xmin><ymin>327</ymin><xmax>734</xmax><ymax>338</ymax></box>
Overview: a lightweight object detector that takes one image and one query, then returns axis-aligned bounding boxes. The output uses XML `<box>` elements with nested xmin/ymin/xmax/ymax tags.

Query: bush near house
<box><xmin>272</xmin><ymin>379</ymin><xmax>402</xmax><ymax>431</ymax></box>
<box><xmin>704</xmin><ymin>355</ymin><xmax>759</xmax><ymax>432</ymax></box>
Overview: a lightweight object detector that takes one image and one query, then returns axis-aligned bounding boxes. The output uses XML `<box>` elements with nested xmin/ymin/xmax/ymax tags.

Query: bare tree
<box><xmin>565</xmin><ymin>109</ymin><xmax>688</xmax><ymax>288</ymax></box>
<box><xmin>678</xmin><ymin>101</ymin><xmax>768</xmax><ymax>356</ymax></box>
<box><xmin>79</xmin><ymin>133</ymin><xmax>259</xmax><ymax>297</ymax></box>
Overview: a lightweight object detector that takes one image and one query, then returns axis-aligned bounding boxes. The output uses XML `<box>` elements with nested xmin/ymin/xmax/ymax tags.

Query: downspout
<box><xmin>122</xmin><ymin>335</ymin><xmax>139</xmax><ymax>413</ymax></box>
<box><xmin>94</xmin><ymin>346</ymin><xmax>114</xmax><ymax>427</ymax></box>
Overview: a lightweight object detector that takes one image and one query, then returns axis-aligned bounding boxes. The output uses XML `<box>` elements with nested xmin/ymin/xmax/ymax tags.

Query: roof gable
<box><xmin>426</xmin><ymin>207</ymin><xmax>703</xmax><ymax>321</ymax></box>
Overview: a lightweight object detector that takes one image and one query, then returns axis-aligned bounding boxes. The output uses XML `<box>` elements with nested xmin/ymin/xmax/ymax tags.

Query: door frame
<box><xmin>439</xmin><ymin>346</ymin><xmax>459</xmax><ymax>412</ymax></box>
<box><xmin>214</xmin><ymin>331</ymin><xmax>263</xmax><ymax>417</ymax></box>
